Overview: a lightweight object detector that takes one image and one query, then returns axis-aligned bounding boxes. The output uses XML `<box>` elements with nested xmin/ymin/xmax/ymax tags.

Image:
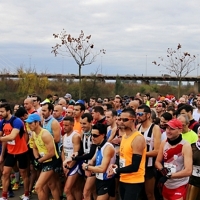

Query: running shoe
<box><xmin>12</xmin><ymin>183</ymin><xmax>19</xmax><ymax>190</ymax></box>
<box><xmin>8</xmin><ymin>191</ymin><xmax>14</xmax><ymax>198</ymax></box>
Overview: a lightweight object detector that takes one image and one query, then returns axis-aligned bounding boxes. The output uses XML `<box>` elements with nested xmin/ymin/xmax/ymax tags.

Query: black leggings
<box><xmin>119</xmin><ymin>182</ymin><xmax>144</xmax><ymax>200</ymax></box>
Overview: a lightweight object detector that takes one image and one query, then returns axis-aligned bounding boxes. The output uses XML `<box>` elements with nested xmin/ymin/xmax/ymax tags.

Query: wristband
<box><xmin>113</xmin><ymin>167</ymin><xmax>117</xmax><ymax>174</ymax></box>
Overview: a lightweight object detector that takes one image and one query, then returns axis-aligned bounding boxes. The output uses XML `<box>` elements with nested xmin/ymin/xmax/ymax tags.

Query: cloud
<box><xmin>0</xmin><ymin>0</ymin><xmax>199</xmax><ymax>76</ymax></box>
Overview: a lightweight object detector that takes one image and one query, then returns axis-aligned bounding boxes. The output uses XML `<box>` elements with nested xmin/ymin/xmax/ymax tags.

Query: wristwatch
<box><xmin>85</xmin><ymin>165</ymin><xmax>89</xmax><ymax>171</ymax></box>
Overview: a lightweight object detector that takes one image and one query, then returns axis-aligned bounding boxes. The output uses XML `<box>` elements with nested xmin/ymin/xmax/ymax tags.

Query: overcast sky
<box><xmin>0</xmin><ymin>0</ymin><xmax>200</xmax><ymax>77</ymax></box>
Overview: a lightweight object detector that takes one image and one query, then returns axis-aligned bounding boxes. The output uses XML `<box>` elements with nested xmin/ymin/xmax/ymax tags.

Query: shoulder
<box><xmin>41</xmin><ymin>129</ymin><xmax>52</xmax><ymax>139</ymax></box>
<box><xmin>182</xmin><ymin>140</ymin><xmax>192</xmax><ymax>151</ymax></box>
<box><xmin>12</xmin><ymin>117</ymin><xmax>23</xmax><ymax>128</ymax></box>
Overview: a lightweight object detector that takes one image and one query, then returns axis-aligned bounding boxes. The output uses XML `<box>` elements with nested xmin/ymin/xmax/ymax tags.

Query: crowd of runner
<box><xmin>0</xmin><ymin>91</ymin><xmax>199</xmax><ymax>200</ymax></box>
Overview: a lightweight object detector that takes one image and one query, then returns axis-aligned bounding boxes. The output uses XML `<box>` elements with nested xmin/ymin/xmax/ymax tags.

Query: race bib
<box><xmin>96</xmin><ymin>172</ymin><xmax>103</xmax><ymax>180</ymax></box>
<box><xmin>192</xmin><ymin>165</ymin><xmax>200</xmax><ymax>177</ymax></box>
<box><xmin>164</xmin><ymin>162</ymin><xmax>176</xmax><ymax>173</ymax></box>
<box><xmin>119</xmin><ymin>158</ymin><xmax>125</xmax><ymax>168</ymax></box>
<box><xmin>7</xmin><ymin>140</ymin><xmax>15</xmax><ymax>145</ymax></box>
<box><xmin>39</xmin><ymin>152</ymin><xmax>45</xmax><ymax>157</ymax></box>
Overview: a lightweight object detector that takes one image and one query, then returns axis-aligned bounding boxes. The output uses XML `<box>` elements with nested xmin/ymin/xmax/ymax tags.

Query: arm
<box><xmin>107</xmin><ymin>127</ymin><xmax>118</xmax><ymax>142</ymax></box>
<box><xmin>87</xmin><ymin>145</ymin><xmax>115</xmax><ymax>173</ymax></box>
<box><xmin>38</xmin><ymin>131</ymin><xmax>56</xmax><ymax>163</ymax></box>
<box><xmin>116</xmin><ymin>135</ymin><xmax>146</xmax><ymax>174</ymax></box>
<box><xmin>51</xmin><ymin>120</ymin><xmax>61</xmax><ymax>143</ymax></box>
<box><xmin>171</xmin><ymin>142</ymin><xmax>192</xmax><ymax>179</ymax></box>
<box><xmin>155</xmin><ymin>141</ymin><xmax>165</xmax><ymax>170</ymax></box>
<box><xmin>146</xmin><ymin>125</ymin><xmax>161</xmax><ymax>157</ymax></box>
<box><xmin>0</xmin><ymin>128</ymin><xmax>20</xmax><ymax>141</ymax></box>
<box><xmin>32</xmin><ymin>141</ymin><xmax>40</xmax><ymax>159</ymax></box>
<box><xmin>75</xmin><ymin>144</ymin><xmax>97</xmax><ymax>161</ymax></box>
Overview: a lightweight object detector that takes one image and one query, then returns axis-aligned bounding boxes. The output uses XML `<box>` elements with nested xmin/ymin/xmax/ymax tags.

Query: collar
<box><xmin>97</xmin><ymin>139</ymin><xmax>107</xmax><ymax>150</ymax></box>
<box><xmin>84</xmin><ymin>130</ymin><xmax>92</xmax><ymax>137</ymax></box>
<box><xmin>44</xmin><ymin>115</ymin><xmax>53</xmax><ymax>123</ymax></box>
<box><xmin>56</xmin><ymin>116</ymin><xmax>63</xmax><ymax>122</ymax></box>
<box><xmin>167</xmin><ymin>134</ymin><xmax>182</xmax><ymax>146</ymax></box>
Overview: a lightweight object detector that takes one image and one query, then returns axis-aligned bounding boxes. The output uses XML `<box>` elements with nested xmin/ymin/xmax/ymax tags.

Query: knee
<box><xmin>2</xmin><ymin>170</ymin><xmax>10</xmax><ymax>179</ymax></box>
<box><xmin>83</xmin><ymin>188</ymin><xmax>91</xmax><ymax>197</ymax></box>
<box><xmin>64</xmin><ymin>187</ymin><xmax>72</xmax><ymax>195</ymax></box>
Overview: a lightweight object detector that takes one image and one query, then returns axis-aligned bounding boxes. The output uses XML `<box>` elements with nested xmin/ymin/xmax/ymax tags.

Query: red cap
<box><xmin>166</xmin><ymin>119</ymin><xmax>183</xmax><ymax>129</ymax></box>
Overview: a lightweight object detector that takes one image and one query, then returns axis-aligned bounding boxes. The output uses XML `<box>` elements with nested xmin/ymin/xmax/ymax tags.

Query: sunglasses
<box><xmin>119</xmin><ymin>118</ymin><xmax>134</xmax><ymax>122</ymax></box>
<box><xmin>91</xmin><ymin>134</ymin><xmax>101</xmax><ymax>138</ymax></box>
<box><xmin>136</xmin><ymin>112</ymin><xmax>146</xmax><ymax>117</ymax></box>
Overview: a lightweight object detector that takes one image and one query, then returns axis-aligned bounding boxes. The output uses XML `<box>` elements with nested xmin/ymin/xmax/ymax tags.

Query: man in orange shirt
<box><xmin>0</xmin><ymin>103</ymin><xmax>29</xmax><ymax>200</ymax></box>
<box><xmin>73</xmin><ymin>103</ymin><xmax>85</xmax><ymax>134</ymax></box>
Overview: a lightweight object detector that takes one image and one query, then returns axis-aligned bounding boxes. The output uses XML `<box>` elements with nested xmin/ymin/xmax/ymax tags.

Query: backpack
<box><xmin>1</xmin><ymin>116</ymin><xmax>25</xmax><ymax>138</ymax></box>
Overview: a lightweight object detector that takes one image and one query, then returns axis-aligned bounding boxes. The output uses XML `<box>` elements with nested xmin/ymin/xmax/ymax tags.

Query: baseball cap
<box><xmin>166</xmin><ymin>119</ymin><xmax>182</xmax><ymax>129</ymax></box>
<box><xmin>64</xmin><ymin>93</ymin><xmax>72</xmax><ymax>99</ymax></box>
<box><xmin>25</xmin><ymin>113</ymin><xmax>41</xmax><ymax>123</ymax></box>
<box><xmin>76</xmin><ymin>100</ymin><xmax>85</xmax><ymax>105</ymax></box>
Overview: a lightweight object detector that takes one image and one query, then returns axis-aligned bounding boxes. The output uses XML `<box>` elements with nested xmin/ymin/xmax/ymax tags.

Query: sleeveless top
<box><xmin>119</xmin><ymin>131</ymin><xmax>146</xmax><ymax>183</ymax></box>
<box><xmin>163</xmin><ymin>139</ymin><xmax>189</xmax><ymax>189</ymax></box>
<box><xmin>2</xmin><ymin>117</ymin><xmax>28</xmax><ymax>154</ymax></box>
<box><xmin>33</xmin><ymin>128</ymin><xmax>59</xmax><ymax>163</ymax></box>
<box><xmin>95</xmin><ymin>142</ymin><xmax>116</xmax><ymax>180</ymax></box>
<box><xmin>43</xmin><ymin>116</ymin><xmax>61</xmax><ymax>154</ymax></box>
<box><xmin>63</xmin><ymin>131</ymin><xmax>77</xmax><ymax>159</ymax></box>
<box><xmin>138</xmin><ymin>123</ymin><xmax>154</xmax><ymax>167</ymax></box>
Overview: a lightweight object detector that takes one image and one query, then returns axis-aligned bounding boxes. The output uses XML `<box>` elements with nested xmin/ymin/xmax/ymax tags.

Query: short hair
<box><xmin>177</xmin><ymin>104</ymin><xmax>194</xmax><ymax>115</ymax></box>
<box><xmin>121</xmin><ymin>108</ymin><xmax>136</xmax><ymax>117</ymax></box>
<box><xmin>74</xmin><ymin>103</ymin><xmax>85</xmax><ymax>112</ymax></box>
<box><xmin>63</xmin><ymin>116</ymin><xmax>74</xmax><ymax>123</ymax></box>
<box><xmin>90</xmin><ymin>97</ymin><xmax>97</xmax><ymax>101</ymax></box>
<box><xmin>167</xmin><ymin>106</ymin><xmax>176</xmax><ymax>116</ymax></box>
<box><xmin>106</xmin><ymin>109</ymin><xmax>117</xmax><ymax>117</ymax></box>
<box><xmin>103</xmin><ymin>103</ymin><xmax>113</xmax><ymax>110</ymax></box>
<box><xmin>93</xmin><ymin>106</ymin><xmax>104</xmax><ymax>115</ymax></box>
<box><xmin>178</xmin><ymin>114</ymin><xmax>190</xmax><ymax>125</ymax></box>
<box><xmin>161</xmin><ymin>112</ymin><xmax>172</xmax><ymax>121</ymax></box>
<box><xmin>42</xmin><ymin>102</ymin><xmax>54</xmax><ymax>112</ymax></box>
<box><xmin>138</xmin><ymin>104</ymin><xmax>151</xmax><ymax>113</ymax></box>
<box><xmin>134</xmin><ymin>97</ymin><xmax>143</xmax><ymax>105</ymax></box>
<box><xmin>15</xmin><ymin>107</ymin><xmax>28</xmax><ymax>118</ymax></box>
<box><xmin>115</xmin><ymin>96</ymin><xmax>122</xmax><ymax>104</ymax></box>
<box><xmin>81</xmin><ymin>113</ymin><xmax>93</xmax><ymax>123</ymax></box>
<box><xmin>47</xmin><ymin>94</ymin><xmax>53</xmax><ymax>99</ymax></box>
<box><xmin>0</xmin><ymin>103</ymin><xmax>12</xmax><ymax>114</ymax></box>
<box><xmin>92</xmin><ymin>123</ymin><xmax>107</xmax><ymax>135</ymax></box>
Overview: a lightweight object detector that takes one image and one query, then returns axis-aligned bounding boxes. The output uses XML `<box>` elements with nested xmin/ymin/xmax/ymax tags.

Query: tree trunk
<box><xmin>178</xmin><ymin>79</ymin><xmax>181</xmax><ymax>99</ymax></box>
<box><xmin>79</xmin><ymin>65</ymin><xmax>82</xmax><ymax>99</ymax></box>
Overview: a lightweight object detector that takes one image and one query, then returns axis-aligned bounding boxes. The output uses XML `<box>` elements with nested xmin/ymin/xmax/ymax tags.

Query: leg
<box><xmin>83</xmin><ymin>176</ymin><xmax>96</xmax><ymax>200</ymax></box>
<box><xmin>47</xmin><ymin>174</ymin><xmax>60</xmax><ymax>200</ymax></box>
<box><xmin>96</xmin><ymin>193</ymin><xmax>109</xmax><ymax>200</ymax></box>
<box><xmin>35</xmin><ymin>170</ymin><xmax>54</xmax><ymax>200</ymax></box>
<box><xmin>19</xmin><ymin>168</ymin><xmax>29</xmax><ymax>195</ymax></box>
<box><xmin>145</xmin><ymin>177</ymin><xmax>155</xmax><ymax>200</ymax></box>
<box><xmin>2</xmin><ymin>166</ymin><xmax>13</xmax><ymax>192</ymax></box>
<box><xmin>64</xmin><ymin>173</ymin><xmax>80</xmax><ymax>200</ymax></box>
<box><xmin>186</xmin><ymin>184</ymin><xmax>199</xmax><ymax>200</ymax></box>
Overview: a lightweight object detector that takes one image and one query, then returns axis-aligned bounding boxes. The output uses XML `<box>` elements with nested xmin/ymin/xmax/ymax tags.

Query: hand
<box><xmin>82</xmin><ymin>163</ymin><xmax>87</xmax><ymax>171</ymax></box>
<box><xmin>63</xmin><ymin>158</ymin><xmax>72</xmax><ymax>168</ymax></box>
<box><xmin>34</xmin><ymin>158</ymin><xmax>41</xmax><ymax>170</ymax></box>
<box><xmin>72</xmin><ymin>152</ymin><xmax>78</xmax><ymax>157</ymax></box>
<box><xmin>107</xmin><ymin>164</ymin><xmax>118</xmax><ymax>178</ymax></box>
<box><xmin>157</xmin><ymin>176</ymin><xmax>169</xmax><ymax>193</ymax></box>
<box><xmin>160</xmin><ymin>167</ymin><xmax>170</xmax><ymax>176</ymax></box>
<box><xmin>85</xmin><ymin>170</ymin><xmax>92</xmax><ymax>177</ymax></box>
<box><xmin>0</xmin><ymin>155</ymin><xmax>4</xmax><ymax>163</ymax></box>
<box><xmin>63</xmin><ymin>167</ymin><xmax>69</xmax><ymax>177</ymax></box>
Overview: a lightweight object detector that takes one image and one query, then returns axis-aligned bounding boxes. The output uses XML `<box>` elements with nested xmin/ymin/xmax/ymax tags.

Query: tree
<box><xmin>51</xmin><ymin>30</ymin><xmax>105</xmax><ymax>99</ymax></box>
<box><xmin>152</xmin><ymin>43</ymin><xmax>196</xmax><ymax>98</ymax></box>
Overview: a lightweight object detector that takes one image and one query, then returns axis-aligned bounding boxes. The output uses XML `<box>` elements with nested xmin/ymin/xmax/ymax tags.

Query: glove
<box><xmin>34</xmin><ymin>157</ymin><xmax>41</xmax><ymax>170</ymax></box>
<box><xmin>160</xmin><ymin>167</ymin><xmax>170</xmax><ymax>176</ymax></box>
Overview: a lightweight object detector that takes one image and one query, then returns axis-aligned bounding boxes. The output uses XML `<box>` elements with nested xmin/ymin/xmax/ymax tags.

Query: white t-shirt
<box><xmin>193</xmin><ymin>108</ymin><xmax>200</xmax><ymax>122</ymax></box>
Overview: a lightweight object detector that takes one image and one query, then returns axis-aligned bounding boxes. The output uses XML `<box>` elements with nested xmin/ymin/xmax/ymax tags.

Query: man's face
<box><xmin>196</xmin><ymin>97</ymin><xmax>200</xmax><ymax>108</ymax></box>
<box><xmin>89</xmin><ymin>99</ymin><xmax>96</xmax><ymax>107</ymax></box>
<box><xmin>119</xmin><ymin>112</ymin><xmax>134</xmax><ymax>130</ymax></box>
<box><xmin>91</xmin><ymin>110</ymin><xmax>99</xmax><ymax>121</ymax></box>
<box><xmin>105</xmin><ymin>111</ymin><xmax>115</xmax><ymax>126</ymax></box>
<box><xmin>114</xmin><ymin>98</ymin><xmax>121</xmax><ymax>109</ymax></box>
<box><xmin>14</xmin><ymin>105</ymin><xmax>19</xmax><ymax>113</ymax></box>
<box><xmin>24</xmin><ymin>99</ymin><xmax>32</xmax><ymax>111</ymax></box>
<box><xmin>0</xmin><ymin>107</ymin><xmax>9</xmax><ymax>119</ymax></box>
<box><xmin>80</xmin><ymin>117</ymin><xmax>92</xmax><ymax>133</ymax></box>
<box><xmin>53</xmin><ymin>105</ymin><xmax>63</xmax><ymax>118</ymax></box>
<box><xmin>63</xmin><ymin>120</ymin><xmax>73</xmax><ymax>134</ymax></box>
<box><xmin>149</xmin><ymin>98</ymin><xmax>156</xmax><ymax>106</ymax></box>
<box><xmin>66</xmin><ymin>109</ymin><xmax>74</xmax><ymax>117</ymax></box>
<box><xmin>27</xmin><ymin>121</ymin><xmax>37</xmax><ymax>132</ymax></box>
<box><xmin>91</xmin><ymin>129</ymin><xmax>104</xmax><ymax>145</ymax></box>
<box><xmin>156</xmin><ymin>103</ymin><xmax>163</xmax><ymax>113</ymax></box>
<box><xmin>160</xmin><ymin>116</ymin><xmax>169</xmax><ymax>129</ymax></box>
<box><xmin>41</xmin><ymin>104</ymin><xmax>51</xmax><ymax>119</ymax></box>
<box><xmin>179</xmin><ymin>109</ymin><xmax>190</xmax><ymax>119</ymax></box>
<box><xmin>136</xmin><ymin>109</ymin><xmax>149</xmax><ymax>123</ymax></box>
<box><xmin>73</xmin><ymin>105</ymin><xmax>82</xmax><ymax>118</ymax></box>
<box><xmin>166</xmin><ymin>126</ymin><xmax>181</xmax><ymax>140</ymax></box>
